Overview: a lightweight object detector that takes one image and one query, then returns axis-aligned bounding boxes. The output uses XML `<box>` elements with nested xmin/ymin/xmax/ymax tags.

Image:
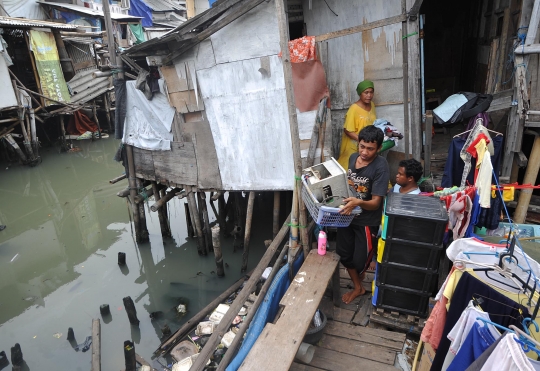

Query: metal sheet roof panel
<box><xmin>37</xmin><ymin>1</ymin><xmax>143</xmax><ymax>21</ymax></box>
<box><xmin>0</xmin><ymin>16</ymin><xmax>78</xmax><ymax>29</ymax></box>
<box><xmin>143</xmin><ymin>0</ymin><xmax>185</xmax><ymax>11</ymax></box>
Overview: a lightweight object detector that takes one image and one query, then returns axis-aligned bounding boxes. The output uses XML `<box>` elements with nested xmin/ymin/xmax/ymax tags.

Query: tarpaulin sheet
<box><xmin>54</xmin><ymin>10</ymin><xmax>102</xmax><ymax>30</ymax></box>
<box><xmin>66</xmin><ymin>111</ymin><xmax>98</xmax><ymax>135</ymax></box>
<box><xmin>291</xmin><ymin>60</ymin><xmax>330</xmax><ymax>112</ymax></box>
<box><xmin>4</xmin><ymin>0</ymin><xmax>45</xmax><ymax>20</ymax></box>
<box><xmin>129</xmin><ymin>0</ymin><xmax>153</xmax><ymax>27</ymax></box>
<box><xmin>122</xmin><ymin>79</ymin><xmax>175</xmax><ymax>151</ymax></box>
<box><xmin>29</xmin><ymin>30</ymin><xmax>71</xmax><ymax>106</ymax></box>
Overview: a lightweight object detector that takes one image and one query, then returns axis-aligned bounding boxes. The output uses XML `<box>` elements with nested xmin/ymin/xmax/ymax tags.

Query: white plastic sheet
<box><xmin>4</xmin><ymin>0</ymin><xmax>46</xmax><ymax>20</ymax></box>
<box><xmin>122</xmin><ymin>80</ymin><xmax>175</xmax><ymax>151</ymax></box>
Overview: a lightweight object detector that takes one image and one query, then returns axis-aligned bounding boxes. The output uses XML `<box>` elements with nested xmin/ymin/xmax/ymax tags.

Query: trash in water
<box><xmin>10</xmin><ymin>254</ymin><xmax>19</xmax><ymax>263</ymax></box>
<box><xmin>221</xmin><ymin>330</ymin><xmax>236</xmax><ymax>348</ymax></box>
<box><xmin>209</xmin><ymin>304</ymin><xmax>230</xmax><ymax>323</ymax></box>
<box><xmin>176</xmin><ymin>304</ymin><xmax>187</xmax><ymax>315</ymax></box>
<box><xmin>53</xmin><ymin>333</ymin><xmax>62</xmax><ymax>339</ymax></box>
<box><xmin>170</xmin><ymin>340</ymin><xmax>198</xmax><ymax>362</ymax></box>
<box><xmin>195</xmin><ymin>321</ymin><xmax>216</xmax><ymax>336</ymax></box>
<box><xmin>232</xmin><ymin>316</ymin><xmax>242</xmax><ymax>325</ymax></box>
<box><xmin>238</xmin><ymin>307</ymin><xmax>247</xmax><ymax>316</ymax></box>
<box><xmin>74</xmin><ymin>336</ymin><xmax>92</xmax><ymax>352</ymax></box>
<box><xmin>262</xmin><ymin>267</ymin><xmax>272</xmax><ymax>280</ymax></box>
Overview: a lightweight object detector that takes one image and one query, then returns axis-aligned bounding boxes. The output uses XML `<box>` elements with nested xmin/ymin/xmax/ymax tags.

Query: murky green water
<box><xmin>0</xmin><ymin>139</ymin><xmax>274</xmax><ymax>370</ymax></box>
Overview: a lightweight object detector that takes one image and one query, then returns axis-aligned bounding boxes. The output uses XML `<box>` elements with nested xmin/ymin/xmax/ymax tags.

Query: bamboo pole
<box><xmin>11</xmin><ymin>80</ymin><xmax>34</xmax><ymax>161</ymax></box>
<box><xmin>103</xmin><ymin>92</ymin><xmax>112</xmax><ymax>131</ymax></box>
<box><xmin>150</xmin><ymin>187</ymin><xmax>180</xmax><ymax>211</ymax></box>
<box><xmin>218</xmin><ymin>194</ymin><xmax>227</xmax><ymax>234</ymax></box>
<box><xmin>184</xmin><ymin>202</ymin><xmax>195</xmax><ymax>238</ymax></box>
<box><xmin>156</xmin><ymin>273</ymin><xmax>251</xmax><ymax>355</ymax></box>
<box><xmin>211</xmin><ymin>225</ymin><xmax>225</xmax><ymax>277</ymax></box>
<box><xmin>186</xmin><ymin>185</ymin><xmax>206</xmax><ymax>255</ymax></box>
<box><xmin>8</xmin><ymin>69</ymin><xmax>47</xmax><ymax>113</ymax></box>
<box><xmin>152</xmin><ymin>181</ymin><xmax>171</xmax><ymax>237</ymax></box>
<box><xmin>189</xmin><ymin>215</ymin><xmax>291</xmax><ymax>371</ymax></box>
<box><xmin>59</xmin><ymin>115</ymin><xmax>68</xmax><ymax>152</ymax></box>
<box><xmin>274</xmin><ymin>0</ymin><xmax>309</xmax><ymax>259</ymax></box>
<box><xmin>514</xmin><ymin>132</ymin><xmax>540</xmax><ymax>223</ymax></box>
<box><xmin>216</xmin><ymin>242</ymin><xmax>289</xmax><ymax>371</ymax></box>
<box><xmin>136</xmin><ymin>179</ymin><xmax>149</xmax><ymax>242</ymax></box>
<box><xmin>241</xmin><ymin>191</ymin><xmax>256</xmax><ymax>272</ymax></box>
<box><xmin>402</xmin><ymin>0</ymin><xmax>410</xmax><ymax>159</ymax></box>
<box><xmin>110</xmin><ymin>174</ymin><xmax>127</xmax><ymax>184</ymax></box>
<box><xmin>273</xmin><ymin>191</ymin><xmax>280</xmax><ymax>238</ymax></box>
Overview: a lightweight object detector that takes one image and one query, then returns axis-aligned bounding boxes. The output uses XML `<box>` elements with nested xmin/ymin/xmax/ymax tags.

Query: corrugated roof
<box><xmin>0</xmin><ymin>16</ymin><xmax>78</xmax><ymax>29</ymax></box>
<box><xmin>37</xmin><ymin>1</ymin><xmax>143</xmax><ymax>21</ymax></box>
<box><xmin>143</xmin><ymin>0</ymin><xmax>185</xmax><ymax>12</ymax></box>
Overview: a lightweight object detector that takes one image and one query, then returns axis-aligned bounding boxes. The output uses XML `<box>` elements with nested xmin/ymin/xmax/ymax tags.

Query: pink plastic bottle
<box><xmin>318</xmin><ymin>231</ymin><xmax>327</xmax><ymax>255</ymax></box>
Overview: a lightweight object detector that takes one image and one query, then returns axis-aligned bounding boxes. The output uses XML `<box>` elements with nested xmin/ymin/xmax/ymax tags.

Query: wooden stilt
<box><xmin>91</xmin><ymin>319</ymin><xmax>101</xmax><ymax>371</ymax></box>
<box><xmin>209</xmin><ymin>193</ymin><xmax>221</xmax><ymax>224</ymax></box>
<box><xmin>241</xmin><ymin>191</ymin><xmax>256</xmax><ymax>272</ymax></box>
<box><xmin>186</xmin><ymin>186</ymin><xmax>206</xmax><ymax>255</ymax></box>
<box><xmin>11</xmin><ymin>80</ymin><xmax>34</xmax><ymax>162</ymax></box>
<box><xmin>103</xmin><ymin>92</ymin><xmax>112</xmax><ymax>131</ymax></box>
<box><xmin>184</xmin><ymin>203</ymin><xmax>195</xmax><ymax>237</ymax></box>
<box><xmin>123</xmin><ymin>296</ymin><xmax>140</xmax><ymax>325</ymax></box>
<box><xmin>59</xmin><ymin>115</ymin><xmax>68</xmax><ymax>152</ymax></box>
<box><xmin>218</xmin><ymin>193</ymin><xmax>227</xmax><ymax>234</ymax></box>
<box><xmin>152</xmin><ymin>181</ymin><xmax>171</xmax><ymax>237</ymax></box>
<box><xmin>126</xmin><ymin>145</ymin><xmax>142</xmax><ymax>242</ymax></box>
<box><xmin>212</xmin><ymin>225</ymin><xmax>225</xmax><ymax>277</ymax></box>
<box><xmin>92</xmin><ymin>99</ymin><xmax>102</xmax><ymax>139</ymax></box>
<box><xmin>273</xmin><ymin>191</ymin><xmax>280</xmax><ymax>238</ymax></box>
<box><xmin>136</xmin><ymin>179</ymin><xmax>149</xmax><ymax>242</ymax></box>
<box><xmin>232</xmin><ymin>192</ymin><xmax>245</xmax><ymax>252</ymax></box>
<box><xmin>150</xmin><ymin>187</ymin><xmax>180</xmax><ymax>211</ymax></box>
<box><xmin>28</xmin><ymin>109</ymin><xmax>38</xmax><ymax>158</ymax></box>
<box><xmin>124</xmin><ymin>340</ymin><xmax>136</xmax><ymax>371</ymax></box>
<box><xmin>4</xmin><ymin>134</ymin><xmax>27</xmax><ymax>163</ymax></box>
<box><xmin>198</xmin><ymin>192</ymin><xmax>213</xmax><ymax>255</ymax></box>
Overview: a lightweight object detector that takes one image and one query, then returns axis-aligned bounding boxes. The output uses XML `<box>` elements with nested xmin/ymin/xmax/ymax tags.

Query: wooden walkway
<box><xmin>241</xmin><ymin>246</ymin><xmax>406</xmax><ymax>371</ymax></box>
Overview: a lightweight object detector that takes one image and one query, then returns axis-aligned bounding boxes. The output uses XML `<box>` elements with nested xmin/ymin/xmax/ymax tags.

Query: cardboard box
<box><xmin>417</xmin><ymin>342</ymin><xmax>435</xmax><ymax>371</ymax></box>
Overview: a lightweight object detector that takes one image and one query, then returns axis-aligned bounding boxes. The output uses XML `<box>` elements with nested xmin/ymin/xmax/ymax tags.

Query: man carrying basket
<box><xmin>338</xmin><ymin>125</ymin><xmax>390</xmax><ymax>304</ymax></box>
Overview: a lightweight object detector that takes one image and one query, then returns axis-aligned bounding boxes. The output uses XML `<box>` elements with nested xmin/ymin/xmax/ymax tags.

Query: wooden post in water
<box><xmin>11</xmin><ymin>80</ymin><xmax>34</xmax><ymax>162</ymax></box>
<box><xmin>218</xmin><ymin>193</ymin><xmax>227</xmax><ymax>234</ymax></box>
<box><xmin>233</xmin><ymin>192</ymin><xmax>245</xmax><ymax>252</ymax></box>
<box><xmin>184</xmin><ymin>203</ymin><xmax>195</xmax><ymax>237</ymax></box>
<box><xmin>212</xmin><ymin>225</ymin><xmax>225</xmax><ymax>276</ymax></box>
<box><xmin>59</xmin><ymin>115</ymin><xmax>68</xmax><ymax>152</ymax></box>
<box><xmin>198</xmin><ymin>192</ymin><xmax>212</xmax><ymax>254</ymax></box>
<box><xmin>124</xmin><ymin>341</ymin><xmax>136</xmax><ymax>371</ymax></box>
<box><xmin>186</xmin><ymin>185</ymin><xmax>206</xmax><ymax>255</ymax></box>
<box><xmin>152</xmin><ymin>181</ymin><xmax>171</xmax><ymax>237</ymax></box>
<box><xmin>4</xmin><ymin>134</ymin><xmax>27</xmax><ymax>163</ymax></box>
<box><xmin>91</xmin><ymin>319</ymin><xmax>101</xmax><ymax>371</ymax></box>
<box><xmin>123</xmin><ymin>296</ymin><xmax>140</xmax><ymax>325</ymax></box>
<box><xmin>126</xmin><ymin>146</ymin><xmax>142</xmax><ymax>242</ymax></box>
<box><xmin>103</xmin><ymin>92</ymin><xmax>112</xmax><ymax>131</ymax></box>
<box><xmin>92</xmin><ymin>99</ymin><xmax>102</xmax><ymax>139</ymax></box>
<box><xmin>28</xmin><ymin>109</ymin><xmax>38</xmax><ymax>158</ymax></box>
<box><xmin>273</xmin><ymin>191</ymin><xmax>280</xmax><ymax>238</ymax></box>
<box><xmin>241</xmin><ymin>191</ymin><xmax>255</xmax><ymax>272</ymax></box>
<box><xmin>136</xmin><ymin>179</ymin><xmax>149</xmax><ymax>242</ymax></box>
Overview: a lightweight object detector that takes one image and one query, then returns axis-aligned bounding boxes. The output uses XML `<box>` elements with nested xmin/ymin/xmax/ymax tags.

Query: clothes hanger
<box><xmin>454</xmin><ymin>258</ymin><xmax>525</xmax><ymax>292</ymax></box>
<box><xmin>453</xmin><ymin>125</ymin><xmax>504</xmax><ymax>138</ymax></box>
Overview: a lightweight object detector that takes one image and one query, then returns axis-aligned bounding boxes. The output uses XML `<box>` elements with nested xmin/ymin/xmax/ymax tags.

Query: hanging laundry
<box><xmin>477</xmin><ymin>333</ymin><xmax>540</xmax><ymax>371</ymax></box>
<box><xmin>283</xmin><ymin>36</ymin><xmax>316</xmax><ymax>63</ymax></box>
<box><xmin>447</xmin><ymin>322</ymin><xmax>499</xmax><ymax>371</ymax></box>
<box><xmin>373</xmin><ymin>118</ymin><xmax>404</xmax><ymax>145</ymax></box>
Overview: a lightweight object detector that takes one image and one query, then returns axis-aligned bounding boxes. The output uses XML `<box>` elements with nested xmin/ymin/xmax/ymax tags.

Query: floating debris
<box><xmin>195</xmin><ymin>321</ymin><xmax>216</xmax><ymax>336</ymax></box>
<box><xmin>209</xmin><ymin>304</ymin><xmax>230</xmax><ymax>323</ymax></box>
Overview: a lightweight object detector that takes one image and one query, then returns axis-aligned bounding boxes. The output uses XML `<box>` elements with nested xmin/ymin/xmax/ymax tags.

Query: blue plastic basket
<box><xmin>301</xmin><ymin>178</ymin><xmax>361</xmax><ymax>227</ymax></box>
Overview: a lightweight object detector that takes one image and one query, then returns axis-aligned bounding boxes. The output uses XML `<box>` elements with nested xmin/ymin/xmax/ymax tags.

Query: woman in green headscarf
<box><xmin>337</xmin><ymin>80</ymin><xmax>376</xmax><ymax>170</ymax></box>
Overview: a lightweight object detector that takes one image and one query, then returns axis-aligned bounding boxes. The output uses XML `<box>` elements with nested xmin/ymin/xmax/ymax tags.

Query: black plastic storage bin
<box><xmin>376</xmin><ymin>262</ymin><xmax>438</xmax><ymax>295</ymax></box>
<box><xmin>381</xmin><ymin>238</ymin><xmax>444</xmax><ymax>270</ymax></box>
<box><xmin>375</xmin><ymin>285</ymin><xmax>431</xmax><ymax>317</ymax></box>
<box><xmin>383</xmin><ymin>192</ymin><xmax>448</xmax><ymax>245</ymax></box>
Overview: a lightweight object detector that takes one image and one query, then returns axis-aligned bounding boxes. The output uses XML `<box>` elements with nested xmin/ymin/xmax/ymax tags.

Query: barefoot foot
<box><xmin>341</xmin><ymin>286</ymin><xmax>366</xmax><ymax>304</ymax></box>
<box><xmin>367</xmin><ymin>261</ymin><xmax>376</xmax><ymax>271</ymax></box>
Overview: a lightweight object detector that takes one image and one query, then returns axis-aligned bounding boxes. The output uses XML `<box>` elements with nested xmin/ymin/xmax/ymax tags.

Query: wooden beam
<box><xmin>525</xmin><ymin>0</ymin><xmax>540</xmax><ymax>45</ymax></box>
<box><xmin>314</xmin><ymin>14</ymin><xmax>406</xmax><ymax>42</ymax></box>
<box><xmin>514</xmin><ymin>132</ymin><xmax>540</xmax><ymax>223</ymax></box>
<box><xmin>60</xmin><ymin>31</ymin><xmax>106</xmax><ymax>38</ymax></box>
<box><xmin>408</xmin><ymin>0</ymin><xmax>424</xmax><ymax>20</ymax></box>
<box><xmin>91</xmin><ymin>319</ymin><xmax>101</xmax><ymax>371</ymax></box>
<box><xmin>494</xmin><ymin>8</ymin><xmax>510</xmax><ymax>93</ymax></box>
<box><xmin>515</xmin><ymin>44</ymin><xmax>540</xmax><ymax>54</ymax></box>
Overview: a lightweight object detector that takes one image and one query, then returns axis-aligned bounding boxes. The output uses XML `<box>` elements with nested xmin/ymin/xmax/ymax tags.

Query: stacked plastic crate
<box><xmin>375</xmin><ymin>192</ymin><xmax>448</xmax><ymax>317</ymax></box>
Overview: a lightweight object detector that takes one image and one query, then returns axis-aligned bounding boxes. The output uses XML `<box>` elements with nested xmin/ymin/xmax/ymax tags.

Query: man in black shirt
<box><xmin>338</xmin><ymin>125</ymin><xmax>390</xmax><ymax>304</ymax></box>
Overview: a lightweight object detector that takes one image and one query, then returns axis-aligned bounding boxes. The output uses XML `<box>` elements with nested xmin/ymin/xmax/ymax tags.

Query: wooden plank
<box><xmin>183</xmin><ymin>118</ymin><xmax>223</xmax><ymax>190</ymax></box>
<box><xmin>91</xmin><ymin>319</ymin><xmax>100</xmax><ymax>371</ymax></box>
<box><xmin>494</xmin><ymin>8</ymin><xmax>510</xmax><ymax>93</ymax></box>
<box><xmin>352</xmin><ymin>296</ymin><xmax>373</xmax><ymax>326</ymax></box>
<box><xmin>289</xmin><ymin>363</ymin><xmax>325</xmax><ymax>371</ymax></box>
<box><xmin>169</xmin><ymin>90</ymin><xmax>204</xmax><ymax>113</ymax></box>
<box><xmin>132</xmin><ymin>147</ymin><xmax>156</xmax><ymax>181</ymax></box>
<box><xmin>161</xmin><ymin>65</ymin><xmax>188</xmax><ymax>92</ymax></box>
<box><xmin>333</xmin><ymin>307</ymin><xmax>355</xmax><ymax>324</ymax></box>
<box><xmin>315</xmin><ymin>14</ymin><xmax>406</xmax><ymax>42</ymax></box>
<box><xmin>318</xmin><ymin>333</ymin><xmax>397</xmax><ymax>365</ymax></box>
<box><xmin>486</xmin><ymin>39</ymin><xmax>499</xmax><ymax>94</ymax></box>
<box><xmin>153</xmin><ymin>141</ymin><xmax>198</xmax><ymax>186</ymax></box>
<box><xmin>369</xmin><ymin>311</ymin><xmax>423</xmax><ymax>335</ymax></box>
<box><xmin>323</xmin><ymin>320</ymin><xmax>405</xmax><ymax>351</ymax></box>
<box><xmin>239</xmin><ymin>251</ymin><xmax>340</xmax><ymax>371</ymax></box>
<box><xmin>73</xmin><ymin>59</ymin><xmax>95</xmax><ymax>71</ymax></box>
<box><xmin>307</xmin><ymin>346</ymin><xmax>399</xmax><ymax>371</ymax></box>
